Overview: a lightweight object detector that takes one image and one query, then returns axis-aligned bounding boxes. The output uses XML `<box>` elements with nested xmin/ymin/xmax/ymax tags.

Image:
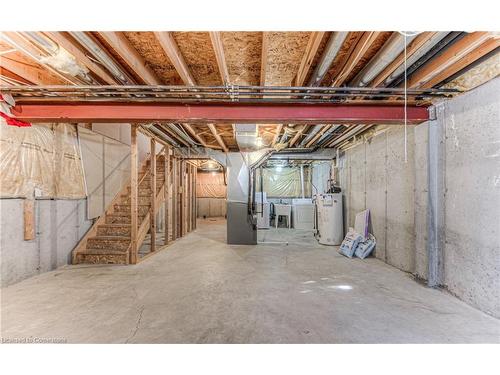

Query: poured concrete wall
<box><xmin>338</xmin><ymin>78</ymin><xmax>500</xmax><ymax>317</ymax></box>
<box><xmin>439</xmin><ymin>78</ymin><xmax>500</xmax><ymax>317</ymax></box>
<box><xmin>0</xmin><ymin>198</ymin><xmax>92</xmax><ymax>287</ymax></box>
<box><xmin>338</xmin><ymin>124</ymin><xmax>426</xmax><ymax>275</ymax></box>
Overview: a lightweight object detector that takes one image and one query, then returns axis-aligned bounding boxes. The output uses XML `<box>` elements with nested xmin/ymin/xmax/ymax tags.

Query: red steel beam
<box><xmin>10</xmin><ymin>102</ymin><xmax>429</xmax><ymax>124</ymax></box>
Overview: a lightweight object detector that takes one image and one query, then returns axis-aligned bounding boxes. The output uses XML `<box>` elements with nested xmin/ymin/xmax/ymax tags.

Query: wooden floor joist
<box><xmin>154</xmin><ymin>32</ymin><xmax>196</xmax><ymax>86</ymax></box>
<box><xmin>207</xmin><ymin>123</ymin><xmax>229</xmax><ymax>152</ymax></box>
<box><xmin>422</xmin><ymin>37</ymin><xmax>500</xmax><ymax>88</ymax></box>
<box><xmin>44</xmin><ymin>32</ymin><xmax>118</xmax><ymax>84</ymax></box>
<box><xmin>408</xmin><ymin>32</ymin><xmax>491</xmax><ymax>88</ymax></box>
<box><xmin>331</xmin><ymin>31</ymin><xmax>381</xmax><ymax>86</ymax></box>
<box><xmin>305</xmin><ymin>124</ymin><xmax>332</xmax><ymax>148</ymax></box>
<box><xmin>97</xmin><ymin>32</ymin><xmax>161</xmax><ymax>85</ymax></box>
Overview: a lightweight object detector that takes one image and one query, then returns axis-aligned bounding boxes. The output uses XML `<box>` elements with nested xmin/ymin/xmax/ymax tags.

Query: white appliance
<box><xmin>316</xmin><ymin>193</ymin><xmax>343</xmax><ymax>245</ymax></box>
<box><xmin>255</xmin><ymin>192</ymin><xmax>270</xmax><ymax>229</ymax></box>
<box><xmin>292</xmin><ymin>198</ymin><xmax>315</xmax><ymax>230</ymax></box>
<box><xmin>273</xmin><ymin>204</ymin><xmax>292</xmax><ymax>228</ymax></box>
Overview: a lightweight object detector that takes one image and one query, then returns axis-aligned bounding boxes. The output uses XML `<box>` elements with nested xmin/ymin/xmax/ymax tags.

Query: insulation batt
<box><xmin>0</xmin><ymin>120</ymin><xmax>85</xmax><ymax>198</ymax></box>
<box><xmin>196</xmin><ymin>172</ymin><xmax>226</xmax><ymax>198</ymax></box>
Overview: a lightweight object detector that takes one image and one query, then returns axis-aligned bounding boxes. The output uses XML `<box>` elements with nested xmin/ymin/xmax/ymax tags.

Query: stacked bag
<box><xmin>339</xmin><ymin>228</ymin><xmax>376</xmax><ymax>259</ymax></box>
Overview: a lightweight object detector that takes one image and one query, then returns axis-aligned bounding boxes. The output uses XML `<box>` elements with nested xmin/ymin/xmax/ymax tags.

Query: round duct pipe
<box><xmin>351</xmin><ymin>32</ymin><xmax>417</xmax><ymax>87</ymax></box>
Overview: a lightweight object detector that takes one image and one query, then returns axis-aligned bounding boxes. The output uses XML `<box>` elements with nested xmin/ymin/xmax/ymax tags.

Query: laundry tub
<box><xmin>292</xmin><ymin>199</ymin><xmax>315</xmax><ymax>230</ymax></box>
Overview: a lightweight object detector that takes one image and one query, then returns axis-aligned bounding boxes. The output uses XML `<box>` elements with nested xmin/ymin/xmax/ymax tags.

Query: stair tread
<box><xmin>107</xmin><ymin>213</ymin><xmax>146</xmax><ymax>216</ymax></box>
<box><xmin>98</xmin><ymin>224</ymin><xmax>131</xmax><ymax>227</ymax></box>
<box><xmin>80</xmin><ymin>248</ymin><xmax>128</xmax><ymax>255</ymax></box>
<box><xmin>115</xmin><ymin>204</ymin><xmax>151</xmax><ymax>206</ymax></box>
<box><xmin>90</xmin><ymin>235</ymin><xmax>131</xmax><ymax>240</ymax></box>
<box><xmin>121</xmin><ymin>194</ymin><xmax>159</xmax><ymax>197</ymax></box>
<box><xmin>75</xmin><ymin>153</ymin><xmax>166</xmax><ymax>265</ymax></box>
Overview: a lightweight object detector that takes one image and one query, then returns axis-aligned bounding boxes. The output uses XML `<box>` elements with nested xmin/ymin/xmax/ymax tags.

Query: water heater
<box><xmin>316</xmin><ymin>193</ymin><xmax>343</xmax><ymax>245</ymax></box>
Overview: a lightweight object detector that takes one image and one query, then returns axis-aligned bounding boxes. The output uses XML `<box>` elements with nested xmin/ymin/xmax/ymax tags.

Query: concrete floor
<box><xmin>1</xmin><ymin>218</ymin><xmax>499</xmax><ymax>343</ymax></box>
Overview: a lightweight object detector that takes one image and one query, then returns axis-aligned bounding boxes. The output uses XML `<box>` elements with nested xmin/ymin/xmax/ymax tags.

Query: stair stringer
<box><xmin>71</xmin><ymin>158</ymin><xmax>152</xmax><ymax>264</ymax></box>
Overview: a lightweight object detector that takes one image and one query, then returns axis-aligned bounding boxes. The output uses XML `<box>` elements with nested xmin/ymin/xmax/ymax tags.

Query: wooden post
<box><xmin>164</xmin><ymin>147</ymin><xmax>170</xmax><ymax>245</ymax></box>
<box><xmin>190</xmin><ymin>164</ymin><xmax>194</xmax><ymax>231</ymax></box>
<box><xmin>187</xmin><ymin>164</ymin><xmax>192</xmax><ymax>233</ymax></box>
<box><xmin>150</xmin><ymin>138</ymin><xmax>157</xmax><ymax>252</ymax></box>
<box><xmin>193</xmin><ymin>165</ymin><xmax>197</xmax><ymax>230</ymax></box>
<box><xmin>130</xmin><ymin>125</ymin><xmax>138</xmax><ymax>264</ymax></box>
<box><xmin>178</xmin><ymin>158</ymin><xmax>181</xmax><ymax>238</ymax></box>
<box><xmin>182</xmin><ymin>160</ymin><xmax>187</xmax><ymax>236</ymax></box>
<box><xmin>179</xmin><ymin>160</ymin><xmax>184</xmax><ymax>237</ymax></box>
<box><xmin>191</xmin><ymin>164</ymin><xmax>194</xmax><ymax>231</ymax></box>
<box><xmin>172</xmin><ymin>157</ymin><xmax>178</xmax><ymax>240</ymax></box>
<box><xmin>178</xmin><ymin>159</ymin><xmax>183</xmax><ymax>237</ymax></box>
<box><xmin>24</xmin><ymin>199</ymin><xmax>35</xmax><ymax>240</ymax></box>
<box><xmin>193</xmin><ymin>167</ymin><xmax>197</xmax><ymax>230</ymax></box>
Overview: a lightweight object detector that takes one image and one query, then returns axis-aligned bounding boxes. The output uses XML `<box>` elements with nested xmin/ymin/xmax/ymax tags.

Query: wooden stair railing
<box><xmin>72</xmin><ymin>153</ymin><xmax>166</xmax><ymax>265</ymax></box>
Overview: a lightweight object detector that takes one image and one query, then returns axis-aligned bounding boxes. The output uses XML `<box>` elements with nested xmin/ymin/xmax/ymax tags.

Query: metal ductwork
<box><xmin>383</xmin><ymin>32</ymin><xmax>449</xmax><ymax>86</ymax></box>
<box><xmin>351</xmin><ymin>32</ymin><xmax>417</xmax><ymax>87</ymax></box>
<box><xmin>388</xmin><ymin>32</ymin><xmax>464</xmax><ymax>88</ymax></box>
<box><xmin>299</xmin><ymin>124</ymin><xmax>323</xmax><ymax>147</ymax></box>
<box><xmin>0</xmin><ymin>32</ymin><xmax>85</xmax><ymax>84</ymax></box>
<box><xmin>226</xmin><ymin>152</ymin><xmax>257</xmax><ymax>245</ymax></box>
<box><xmin>278</xmin><ymin>124</ymin><xmax>301</xmax><ymax>145</ymax></box>
<box><xmin>69</xmin><ymin>32</ymin><xmax>134</xmax><ymax>84</ymax></box>
<box><xmin>328</xmin><ymin>125</ymin><xmax>366</xmax><ymax>148</ymax></box>
<box><xmin>234</xmin><ymin>124</ymin><xmax>262</xmax><ymax>151</ymax></box>
<box><xmin>168</xmin><ymin>123</ymin><xmax>196</xmax><ymax>146</ymax></box>
<box><xmin>23</xmin><ymin>32</ymin><xmax>96</xmax><ymax>84</ymax></box>
<box><xmin>269</xmin><ymin>148</ymin><xmax>337</xmax><ymax>160</ymax></box>
<box><xmin>308</xmin><ymin>32</ymin><xmax>349</xmax><ymax>86</ymax></box>
<box><xmin>316</xmin><ymin>125</ymin><xmax>341</xmax><ymax>146</ymax></box>
<box><xmin>144</xmin><ymin>124</ymin><xmax>180</xmax><ymax>147</ymax></box>
<box><xmin>274</xmin><ymin>147</ymin><xmax>315</xmax><ymax>154</ymax></box>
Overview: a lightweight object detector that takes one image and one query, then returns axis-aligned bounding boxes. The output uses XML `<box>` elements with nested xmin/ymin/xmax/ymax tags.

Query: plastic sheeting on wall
<box><xmin>196</xmin><ymin>171</ymin><xmax>227</xmax><ymax>198</ymax></box>
<box><xmin>0</xmin><ymin>119</ymin><xmax>85</xmax><ymax>198</ymax></box>
<box><xmin>197</xmin><ymin>197</ymin><xmax>227</xmax><ymax>218</ymax></box>
<box><xmin>258</xmin><ymin>167</ymin><xmax>311</xmax><ymax>198</ymax></box>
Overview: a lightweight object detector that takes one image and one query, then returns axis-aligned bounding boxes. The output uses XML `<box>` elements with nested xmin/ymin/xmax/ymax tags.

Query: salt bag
<box><xmin>354</xmin><ymin>234</ymin><xmax>377</xmax><ymax>259</ymax></box>
<box><xmin>339</xmin><ymin>229</ymin><xmax>363</xmax><ymax>258</ymax></box>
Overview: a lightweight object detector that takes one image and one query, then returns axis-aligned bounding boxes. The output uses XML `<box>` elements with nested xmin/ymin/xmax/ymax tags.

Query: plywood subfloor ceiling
<box><xmin>1</xmin><ymin>31</ymin><xmax>499</xmax><ymax>151</ymax></box>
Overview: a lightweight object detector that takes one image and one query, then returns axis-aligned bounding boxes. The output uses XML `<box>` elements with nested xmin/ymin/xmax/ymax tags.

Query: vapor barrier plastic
<box><xmin>258</xmin><ymin>167</ymin><xmax>311</xmax><ymax>198</ymax></box>
<box><xmin>196</xmin><ymin>171</ymin><xmax>226</xmax><ymax>198</ymax></box>
<box><xmin>0</xmin><ymin>120</ymin><xmax>85</xmax><ymax>198</ymax></box>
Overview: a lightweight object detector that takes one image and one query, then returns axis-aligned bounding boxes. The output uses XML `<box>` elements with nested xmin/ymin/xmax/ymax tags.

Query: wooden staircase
<box><xmin>73</xmin><ymin>153</ymin><xmax>166</xmax><ymax>265</ymax></box>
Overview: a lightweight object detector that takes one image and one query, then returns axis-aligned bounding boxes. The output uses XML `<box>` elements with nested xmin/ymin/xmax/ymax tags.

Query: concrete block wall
<box><xmin>0</xmin><ymin>198</ymin><xmax>92</xmax><ymax>287</ymax></box>
<box><xmin>338</xmin><ymin>78</ymin><xmax>500</xmax><ymax>317</ymax></box>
